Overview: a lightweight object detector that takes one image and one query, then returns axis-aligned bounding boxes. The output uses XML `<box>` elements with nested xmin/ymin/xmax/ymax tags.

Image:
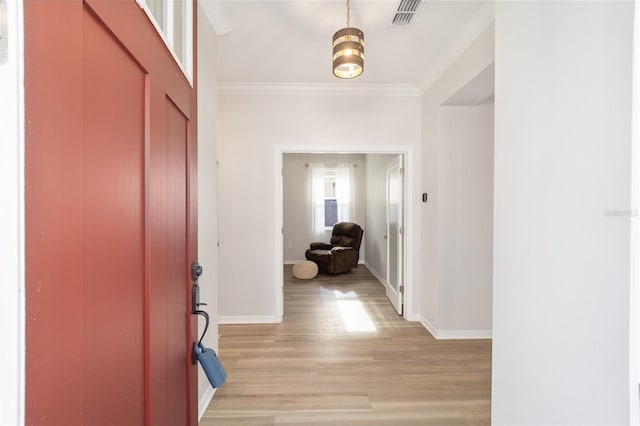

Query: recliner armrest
<box><xmin>310</xmin><ymin>242</ymin><xmax>333</xmax><ymax>250</ymax></box>
<box><xmin>330</xmin><ymin>246</ymin><xmax>354</xmax><ymax>252</ymax></box>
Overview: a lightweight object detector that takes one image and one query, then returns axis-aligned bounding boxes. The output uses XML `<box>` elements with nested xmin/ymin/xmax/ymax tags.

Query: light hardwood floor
<box><xmin>201</xmin><ymin>265</ymin><xmax>491</xmax><ymax>426</ymax></box>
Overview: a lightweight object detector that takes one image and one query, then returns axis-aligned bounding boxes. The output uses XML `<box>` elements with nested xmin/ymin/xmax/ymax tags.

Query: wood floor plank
<box><xmin>203</xmin><ymin>265</ymin><xmax>491</xmax><ymax>425</ymax></box>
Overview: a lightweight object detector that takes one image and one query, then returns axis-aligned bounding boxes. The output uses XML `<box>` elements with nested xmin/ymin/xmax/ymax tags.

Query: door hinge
<box><xmin>399</xmin><ymin>226</ymin><xmax>404</xmax><ymax>235</ymax></box>
<box><xmin>400</xmin><ymin>167</ymin><xmax>405</xmax><ymax>176</ymax></box>
<box><xmin>399</xmin><ymin>285</ymin><xmax>404</xmax><ymax>294</ymax></box>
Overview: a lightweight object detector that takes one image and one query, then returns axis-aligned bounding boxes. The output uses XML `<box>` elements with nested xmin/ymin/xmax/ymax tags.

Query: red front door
<box><xmin>24</xmin><ymin>1</ymin><xmax>198</xmax><ymax>425</ymax></box>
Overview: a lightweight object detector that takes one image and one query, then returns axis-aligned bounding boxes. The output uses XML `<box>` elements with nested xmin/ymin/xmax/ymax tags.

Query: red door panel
<box><xmin>24</xmin><ymin>1</ymin><xmax>85</xmax><ymax>423</ymax></box>
<box><xmin>82</xmin><ymin>8</ymin><xmax>146</xmax><ymax>424</ymax></box>
<box><xmin>149</xmin><ymin>98</ymin><xmax>190</xmax><ymax>426</ymax></box>
<box><xmin>24</xmin><ymin>1</ymin><xmax>198</xmax><ymax>425</ymax></box>
<box><xmin>165</xmin><ymin>101</ymin><xmax>189</xmax><ymax>426</ymax></box>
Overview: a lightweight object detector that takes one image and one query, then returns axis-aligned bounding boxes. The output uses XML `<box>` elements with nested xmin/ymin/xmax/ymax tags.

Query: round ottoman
<box><xmin>292</xmin><ymin>260</ymin><xmax>318</xmax><ymax>279</ymax></box>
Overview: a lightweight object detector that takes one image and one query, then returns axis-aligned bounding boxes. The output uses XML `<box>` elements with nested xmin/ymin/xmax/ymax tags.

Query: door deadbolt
<box><xmin>192</xmin><ymin>261</ymin><xmax>203</xmax><ymax>282</ymax></box>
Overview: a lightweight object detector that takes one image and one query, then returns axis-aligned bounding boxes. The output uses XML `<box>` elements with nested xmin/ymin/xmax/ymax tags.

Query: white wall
<box><xmin>437</xmin><ymin>101</ymin><xmax>494</xmax><ymax>332</ymax></box>
<box><xmin>0</xmin><ymin>0</ymin><xmax>24</xmax><ymax>424</ymax></box>
<box><xmin>631</xmin><ymin>2</ymin><xmax>640</xmax><ymax>423</ymax></box>
<box><xmin>364</xmin><ymin>153</ymin><xmax>398</xmax><ymax>281</ymax></box>
<box><xmin>196</xmin><ymin>4</ymin><xmax>220</xmax><ymax>417</ymax></box>
<box><xmin>420</xmin><ymin>23</ymin><xmax>495</xmax><ymax>338</ymax></box>
<box><xmin>493</xmin><ymin>2</ymin><xmax>633</xmax><ymax>424</ymax></box>
<box><xmin>217</xmin><ymin>91</ymin><xmax>420</xmax><ymax>322</ymax></box>
<box><xmin>282</xmin><ymin>153</ymin><xmax>366</xmax><ymax>263</ymax></box>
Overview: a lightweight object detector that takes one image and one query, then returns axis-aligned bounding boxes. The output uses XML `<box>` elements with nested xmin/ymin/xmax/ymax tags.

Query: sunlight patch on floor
<box><xmin>336</xmin><ymin>299</ymin><xmax>377</xmax><ymax>333</ymax></box>
<box><xmin>332</xmin><ymin>290</ymin><xmax>358</xmax><ymax>299</ymax></box>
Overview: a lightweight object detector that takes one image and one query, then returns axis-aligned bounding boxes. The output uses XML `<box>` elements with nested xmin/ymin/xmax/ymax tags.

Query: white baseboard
<box><xmin>218</xmin><ymin>315</ymin><xmax>282</xmax><ymax>324</ymax></box>
<box><xmin>198</xmin><ymin>385</ymin><xmax>216</xmax><ymax>421</ymax></box>
<box><xmin>437</xmin><ymin>329</ymin><xmax>492</xmax><ymax>339</ymax></box>
<box><xmin>419</xmin><ymin>316</ymin><xmax>439</xmax><ymax>339</ymax></box>
<box><xmin>363</xmin><ymin>262</ymin><xmax>387</xmax><ymax>287</ymax></box>
<box><xmin>419</xmin><ymin>315</ymin><xmax>491</xmax><ymax>340</ymax></box>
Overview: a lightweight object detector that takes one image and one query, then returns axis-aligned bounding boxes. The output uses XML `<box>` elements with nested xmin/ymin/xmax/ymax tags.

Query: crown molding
<box><xmin>418</xmin><ymin>1</ymin><xmax>495</xmax><ymax>94</ymax></box>
<box><xmin>217</xmin><ymin>82</ymin><xmax>421</xmax><ymax>97</ymax></box>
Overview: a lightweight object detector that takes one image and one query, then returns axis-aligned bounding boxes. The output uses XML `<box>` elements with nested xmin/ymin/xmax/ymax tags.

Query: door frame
<box><xmin>274</xmin><ymin>145</ymin><xmax>413</xmax><ymax>321</ymax></box>
<box><xmin>0</xmin><ymin>0</ymin><xmax>25</xmax><ymax>423</ymax></box>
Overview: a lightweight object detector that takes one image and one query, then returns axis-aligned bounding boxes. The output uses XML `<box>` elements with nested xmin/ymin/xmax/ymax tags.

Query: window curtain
<box><xmin>335</xmin><ymin>163</ymin><xmax>355</xmax><ymax>223</ymax></box>
<box><xmin>308</xmin><ymin>163</ymin><xmax>325</xmax><ymax>241</ymax></box>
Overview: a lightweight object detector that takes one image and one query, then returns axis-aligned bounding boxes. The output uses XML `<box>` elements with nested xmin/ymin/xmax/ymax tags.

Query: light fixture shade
<box><xmin>332</xmin><ymin>27</ymin><xmax>364</xmax><ymax>79</ymax></box>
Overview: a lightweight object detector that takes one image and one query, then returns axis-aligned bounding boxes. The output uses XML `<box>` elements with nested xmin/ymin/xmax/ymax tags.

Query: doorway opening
<box><xmin>275</xmin><ymin>147</ymin><xmax>414</xmax><ymax>321</ymax></box>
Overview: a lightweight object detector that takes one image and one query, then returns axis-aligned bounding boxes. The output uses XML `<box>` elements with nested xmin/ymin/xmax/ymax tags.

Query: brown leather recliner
<box><xmin>305</xmin><ymin>222</ymin><xmax>364</xmax><ymax>275</ymax></box>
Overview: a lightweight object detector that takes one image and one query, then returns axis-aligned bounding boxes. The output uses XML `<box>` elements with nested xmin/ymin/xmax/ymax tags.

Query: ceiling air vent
<box><xmin>392</xmin><ymin>0</ymin><xmax>422</xmax><ymax>26</ymax></box>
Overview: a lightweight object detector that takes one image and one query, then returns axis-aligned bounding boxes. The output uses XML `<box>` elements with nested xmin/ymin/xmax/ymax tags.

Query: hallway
<box><xmin>202</xmin><ymin>265</ymin><xmax>491</xmax><ymax>425</ymax></box>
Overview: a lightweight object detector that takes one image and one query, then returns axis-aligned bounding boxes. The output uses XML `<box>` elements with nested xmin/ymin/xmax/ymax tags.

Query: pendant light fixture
<box><xmin>332</xmin><ymin>0</ymin><xmax>364</xmax><ymax>79</ymax></box>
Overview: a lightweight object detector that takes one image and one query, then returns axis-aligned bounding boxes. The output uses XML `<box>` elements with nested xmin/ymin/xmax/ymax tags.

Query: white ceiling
<box><xmin>202</xmin><ymin>1</ymin><xmax>493</xmax><ymax>87</ymax></box>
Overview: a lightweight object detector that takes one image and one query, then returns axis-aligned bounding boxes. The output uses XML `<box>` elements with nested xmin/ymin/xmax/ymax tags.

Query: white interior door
<box><xmin>386</xmin><ymin>155</ymin><xmax>404</xmax><ymax>315</ymax></box>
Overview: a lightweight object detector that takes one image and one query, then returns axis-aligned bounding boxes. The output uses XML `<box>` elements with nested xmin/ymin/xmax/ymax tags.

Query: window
<box><xmin>309</xmin><ymin>163</ymin><xmax>355</xmax><ymax>240</ymax></box>
<box><xmin>137</xmin><ymin>0</ymin><xmax>193</xmax><ymax>84</ymax></box>
<box><xmin>324</xmin><ymin>199</ymin><xmax>338</xmax><ymax>228</ymax></box>
<box><xmin>323</xmin><ymin>172</ymin><xmax>337</xmax><ymax>228</ymax></box>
